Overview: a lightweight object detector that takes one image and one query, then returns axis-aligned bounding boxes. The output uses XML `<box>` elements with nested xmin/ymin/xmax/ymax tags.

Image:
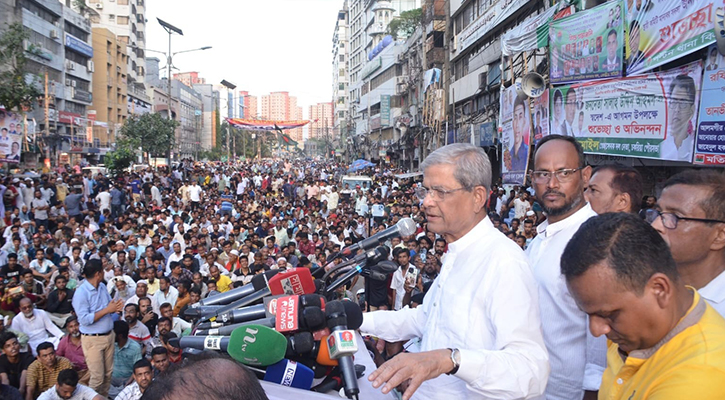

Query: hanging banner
<box><xmin>532</xmin><ymin>89</ymin><xmax>550</xmax><ymax>142</ymax></box>
<box><xmin>501</xmin><ymin>5</ymin><xmax>560</xmax><ymax>56</ymax></box>
<box><xmin>550</xmin><ymin>1</ymin><xmax>625</xmax><ymax>84</ymax></box>
<box><xmin>500</xmin><ymin>85</ymin><xmax>531</xmax><ymax>184</ymax></box>
<box><xmin>550</xmin><ymin>60</ymin><xmax>702</xmax><ymax>162</ymax></box>
<box><xmin>625</xmin><ymin>0</ymin><xmax>716</xmax><ymax>75</ymax></box>
<box><xmin>226</xmin><ymin>118</ymin><xmax>311</xmax><ymax>131</ymax></box>
<box><xmin>0</xmin><ymin>109</ymin><xmax>23</xmax><ymax>163</ymax></box>
<box><xmin>694</xmin><ymin>45</ymin><xmax>725</xmax><ymax>166</ymax></box>
<box><xmin>381</xmin><ymin>95</ymin><xmax>391</xmax><ymax>127</ymax></box>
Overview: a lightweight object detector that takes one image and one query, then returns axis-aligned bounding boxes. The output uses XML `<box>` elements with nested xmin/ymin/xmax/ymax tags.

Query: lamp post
<box><xmin>220</xmin><ymin>79</ymin><xmax>236</xmax><ymax>162</ymax></box>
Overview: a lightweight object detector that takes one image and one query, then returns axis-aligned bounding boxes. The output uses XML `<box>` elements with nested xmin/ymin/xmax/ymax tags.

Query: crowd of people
<box><xmin>0</xmin><ymin>136</ymin><xmax>721</xmax><ymax>399</ymax></box>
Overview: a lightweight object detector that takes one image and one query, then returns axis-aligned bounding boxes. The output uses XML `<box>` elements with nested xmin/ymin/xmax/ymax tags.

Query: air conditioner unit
<box><xmin>71</xmin><ymin>80</ymin><xmax>77</xmax><ymax>87</ymax></box>
<box><xmin>69</xmin><ymin>87</ymin><xmax>76</xmax><ymax>98</ymax></box>
<box><xmin>478</xmin><ymin>72</ymin><xmax>488</xmax><ymax>89</ymax></box>
<box><xmin>94</xmin><ymin>2</ymin><xmax>103</xmax><ymax>7</ymax></box>
<box><xmin>50</xmin><ymin>30</ymin><xmax>59</xmax><ymax>39</ymax></box>
<box><xmin>66</xmin><ymin>60</ymin><xmax>75</xmax><ymax>70</ymax></box>
<box><xmin>65</xmin><ymin>79</ymin><xmax>71</xmax><ymax>86</ymax></box>
<box><xmin>87</xmin><ymin>60</ymin><xmax>95</xmax><ymax>72</ymax></box>
<box><xmin>22</xmin><ymin>40</ymin><xmax>30</xmax><ymax>51</ymax></box>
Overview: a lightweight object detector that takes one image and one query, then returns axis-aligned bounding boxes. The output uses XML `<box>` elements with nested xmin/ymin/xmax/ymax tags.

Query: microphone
<box><xmin>183</xmin><ymin>305</ymin><xmax>224</xmax><ymax>319</ymax></box>
<box><xmin>196</xmin><ymin>305</ymin><xmax>326</xmax><ymax>336</ymax></box>
<box><xmin>254</xmin><ymin>359</ymin><xmax>315</xmax><ymax>390</ymax></box>
<box><xmin>195</xmin><ymin>303</ymin><xmax>268</xmax><ymax>330</ymax></box>
<box><xmin>311</xmin><ymin>365</ymin><xmax>366</xmax><ymax>393</ymax></box>
<box><xmin>172</xmin><ymin>324</ymin><xmax>288</xmax><ymax>367</ymax></box>
<box><xmin>325</xmin><ymin>247</ymin><xmax>390</xmax><ymax>295</ymax></box>
<box><xmin>198</xmin><ymin>270</ymin><xmax>279</xmax><ymax>306</ymax></box>
<box><xmin>331</xmin><ymin>218</ymin><xmax>416</xmax><ymax>261</ymax></box>
<box><xmin>286</xmin><ymin>331</ymin><xmax>315</xmax><ymax>357</ymax></box>
<box><xmin>325</xmin><ymin>300</ymin><xmax>362</xmax><ymax>399</ymax></box>
<box><xmin>205</xmin><ymin>268</ymin><xmax>317</xmax><ymax>322</ymax></box>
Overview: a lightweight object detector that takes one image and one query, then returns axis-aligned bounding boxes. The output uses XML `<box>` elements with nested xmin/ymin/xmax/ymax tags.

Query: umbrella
<box><xmin>348</xmin><ymin>159</ymin><xmax>374</xmax><ymax>172</ymax></box>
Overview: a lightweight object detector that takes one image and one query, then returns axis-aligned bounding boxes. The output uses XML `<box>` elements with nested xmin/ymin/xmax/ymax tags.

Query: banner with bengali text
<box><xmin>500</xmin><ymin>85</ymin><xmax>531</xmax><ymax>184</ymax></box>
<box><xmin>550</xmin><ymin>60</ymin><xmax>702</xmax><ymax>162</ymax></box>
<box><xmin>694</xmin><ymin>45</ymin><xmax>725</xmax><ymax>166</ymax></box>
<box><xmin>550</xmin><ymin>1</ymin><xmax>625</xmax><ymax>84</ymax></box>
<box><xmin>625</xmin><ymin>0</ymin><xmax>715</xmax><ymax>75</ymax></box>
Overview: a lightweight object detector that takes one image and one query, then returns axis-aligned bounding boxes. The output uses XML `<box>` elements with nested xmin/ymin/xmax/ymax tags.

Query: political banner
<box><xmin>0</xmin><ymin>109</ymin><xmax>23</xmax><ymax>163</ymax></box>
<box><xmin>550</xmin><ymin>60</ymin><xmax>702</xmax><ymax>162</ymax></box>
<box><xmin>500</xmin><ymin>85</ymin><xmax>531</xmax><ymax>184</ymax></box>
<box><xmin>694</xmin><ymin>45</ymin><xmax>725</xmax><ymax>165</ymax></box>
<box><xmin>625</xmin><ymin>0</ymin><xmax>715</xmax><ymax>75</ymax></box>
<box><xmin>550</xmin><ymin>1</ymin><xmax>625</xmax><ymax>84</ymax></box>
<box><xmin>532</xmin><ymin>89</ymin><xmax>550</xmax><ymax>142</ymax></box>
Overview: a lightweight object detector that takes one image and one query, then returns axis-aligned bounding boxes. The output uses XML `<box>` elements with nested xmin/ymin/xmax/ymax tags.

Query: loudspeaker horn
<box><xmin>521</xmin><ymin>72</ymin><xmax>546</xmax><ymax>98</ymax></box>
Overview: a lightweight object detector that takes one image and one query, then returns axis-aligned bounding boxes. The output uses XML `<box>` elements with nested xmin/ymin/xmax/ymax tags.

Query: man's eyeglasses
<box><xmin>646</xmin><ymin>209</ymin><xmax>725</xmax><ymax>229</ymax></box>
<box><xmin>414</xmin><ymin>186</ymin><xmax>468</xmax><ymax>201</ymax></box>
<box><xmin>530</xmin><ymin>168</ymin><xmax>584</xmax><ymax>184</ymax></box>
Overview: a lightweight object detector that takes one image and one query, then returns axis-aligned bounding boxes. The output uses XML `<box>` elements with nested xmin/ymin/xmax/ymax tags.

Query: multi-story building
<box><xmin>171</xmin><ymin>80</ymin><xmax>203</xmax><ymax>159</ymax></box>
<box><xmin>174</xmin><ymin>71</ymin><xmax>205</xmax><ymax>87</ymax></box>
<box><xmin>332</xmin><ymin>4</ymin><xmax>349</xmax><ymax>150</ymax></box>
<box><xmin>86</xmin><ymin>0</ymin><xmax>146</xmax><ymax>90</ymax></box>
<box><xmin>308</xmin><ymin>102</ymin><xmax>334</xmax><ymax>140</ymax></box>
<box><xmin>89</xmin><ymin>27</ymin><xmax>128</xmax><ymax>149</ymax></box>
<box><xmin>238</xmin><ymin>91</ymin><xmax>258</xmax><ymax>119</ymax></box>
<box><xmin>193</xmin><ymin>83</ymin><xmax>218</xmax><ymax>151</ymax></box>
<box><xmin>260</xmin><ymin>91</ymin><xmax>303</xmax><ymax>144</ymax></box>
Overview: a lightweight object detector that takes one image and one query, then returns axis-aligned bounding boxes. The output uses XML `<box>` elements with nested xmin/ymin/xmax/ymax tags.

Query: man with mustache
<box><xmin>526</xmin><ymin>135</ymin><xmax>607</xmax><ymax>400</ymax></box>
<box><xmin>56</xmin><ymin>317</ymin><xmax>89</xmax><ymax>384</ymax></box>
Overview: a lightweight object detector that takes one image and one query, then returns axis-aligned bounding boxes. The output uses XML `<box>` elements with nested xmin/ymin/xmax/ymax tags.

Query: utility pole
<box><xmin>443</xmin><ymin>0</ymin><xmax>451</xmax><ymax>150</ymax></box>
<box><xmin>44</xmin><ymin>71</ymin><xmax>50</xmax><ymax>163</ymax></box>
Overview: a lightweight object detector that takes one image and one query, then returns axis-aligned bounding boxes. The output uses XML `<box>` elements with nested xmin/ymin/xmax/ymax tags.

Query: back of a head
<box><xmin>140</xmin><ymin>354</ymin><xmax>268</xmax><ymax>400</ymax></box>
<box><xmin>561</xmin><ymin>213</ymin><xmax>678</xmax><ymax>293</ymax></box>
<box><xmin>84</xmin><ymin>258</ymin><xmax>103</xmax><ymax>279</ymax></box>
<box><xmin>663</xmin><ymin>170</ymin><xmax>725</xmax><ymax>222</ymax></box>
<box><xmin>57</xmin><ymin>368</ymin><xmax>79</xmax><ymax>388</ymax></box>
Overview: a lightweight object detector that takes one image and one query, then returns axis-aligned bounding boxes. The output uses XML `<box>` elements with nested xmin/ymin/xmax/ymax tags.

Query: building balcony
<box><xmin>369</xmin><ymin>21</ymin><xmax>385</xmax><ymax>35</ymax></box>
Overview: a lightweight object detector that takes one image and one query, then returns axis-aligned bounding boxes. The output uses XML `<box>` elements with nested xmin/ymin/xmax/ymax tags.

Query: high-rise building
<box><xmin>193</xmin><ymin>83</ymin><xmax>218</xmax><ymax>151</ymax></box>
<box><xmin>260</xmin><ymin>91</ymin><xmax>303</xmax><ymax>144</ymax></box>
<box><xmin>238</xmin><ymin>91</ymin><xmax>258</xmax><ymax>119</ymax></box>
<box><xmin>90</xmin><ymin>27</ymin><xmax>128</xmax><ymax>149</ymax></box>
<box><xmin>174</xmin><ymin>72</ymin><xmax>205</xmax><ymax>87</ymax></box>
<box><xmin>86</xmin><ymin>0</ymin><xmax>146</xmax><ymax>90</ymax></box>
<box><xmin>308</xmin><ymin>103</ymin><xmax>334</xmax><ymax>140</ymax></box>
<box><xmin>332</xmin><ymin>3</ymin><xmax>349</xmax><ymax>143</ymax></box>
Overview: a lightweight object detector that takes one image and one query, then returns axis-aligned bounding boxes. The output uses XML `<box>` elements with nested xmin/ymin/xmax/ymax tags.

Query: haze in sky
<box><xmin>145</xmin><ymin>0</ymin><xmax>343</xmax><ymax>117</ymax></box>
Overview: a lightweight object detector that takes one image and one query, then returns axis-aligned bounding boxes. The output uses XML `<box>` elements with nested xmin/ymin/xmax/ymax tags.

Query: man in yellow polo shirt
<box><xmin>209</xmin><ymin>265</ymin><xmax>232</xmax><ymax>293</ymax></box>
<box><xmin>560</xmin><ymin>213</ymin><xmax>725</xmax><ymax>400</ymax></box>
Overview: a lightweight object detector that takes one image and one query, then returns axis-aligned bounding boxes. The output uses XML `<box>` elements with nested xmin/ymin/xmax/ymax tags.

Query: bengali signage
<box><xmin>694</xmin><ymin>45</ymin><xmax>725</xmax><ymax>165</ymax></box>
<box><xmin>550</xmin><ymin>60</ymin><xmax>702</xmax><ymax>161</ymax></box>
<box><xmin>64</xmin><ymin>33</ymin><xmax>93</xmax><ymax>58</ymax></box>
<box><xmin>550</xmin><ymin>1</ymin><xmax>625</xmax><ymax>84</ymax></box>
<box><xmin>458</xmin><ymin>0</ymin><xmax>530</xmax><ymax>54</ymax></box>
<box><xmin>73</xmin><ymin>89</ymin><xmax>92</xmax><ymax>103</ymax></box>
<box><xmin>626</xmin><ymin>0</ymin><xmax>715</xmax><ymax>75</ymax></box>
<box><xmin>0</xmin><ymin>109</ymin><xmax>23</xmax><ymax>163</ymax></box>
<box><xmin>500</xmin><ymin>85</ymin><xmax>531</xmax><ymax>184</ymax></box>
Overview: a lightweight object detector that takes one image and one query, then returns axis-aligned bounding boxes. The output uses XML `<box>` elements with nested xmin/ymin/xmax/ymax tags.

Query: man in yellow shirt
<box><xmin>560</xmin><ymin>213</ymin><xmax>725</xmax><ymax>400</ymax></box>
<box><xmin>209</xmin><ymin>265</ymin><xmax>232</xmax><ymax>293</ymax></box>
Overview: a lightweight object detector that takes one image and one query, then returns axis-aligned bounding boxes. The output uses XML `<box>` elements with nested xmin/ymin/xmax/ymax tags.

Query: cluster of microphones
<box><xmin>174</xmin><ymin>218</ymin><xmax>417</xmax><ymax>400</ymax></box>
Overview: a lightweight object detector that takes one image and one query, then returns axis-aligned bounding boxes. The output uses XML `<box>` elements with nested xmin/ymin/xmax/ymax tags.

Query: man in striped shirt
<box><xmin>123</xmin><ymin>304</ymin><xmax>151</xmax><ymax>356</ymax></box>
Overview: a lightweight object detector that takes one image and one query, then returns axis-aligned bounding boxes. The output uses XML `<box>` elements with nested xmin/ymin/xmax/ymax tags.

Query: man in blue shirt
<box><xmin>110</xmin><ymin>185</ymin><xmax>124</xmax><ymax>220</ymax></box>
<box><xmin>71</xmin><ymin>259</ymin><xmax>124</xmax><ymax>397</ymax></box>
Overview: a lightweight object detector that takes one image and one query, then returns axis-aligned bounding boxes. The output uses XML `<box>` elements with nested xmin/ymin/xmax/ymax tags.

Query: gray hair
<box><xmin>420</xmin><ymin>143</ymin><xmax>492</xmax><ymax>192</ymax></box>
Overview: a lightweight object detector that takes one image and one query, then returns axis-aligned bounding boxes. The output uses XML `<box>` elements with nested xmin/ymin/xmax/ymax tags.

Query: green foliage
<box><xmin>0</xmin><ymin>23</ymin><xmax>43</xmax><ymax>112</ymax></box>
<box><xmin>104</xmin><ymin>138</ymin><xmax>136</xmax><ymax>172</ymax></box>
<box><xmin>386</xmin><ymin>8</ymin><xmax>423</xmax><ymax>40</ymax></box>
<box><xmin>214</xmin><ymin>107</ymin><xmax>222</xmax><ymax>148</ymax></box>
<box><xmin>120</xmin><ymin>113</ymin><xmax>178</xmax><ymax>162</ymax></box>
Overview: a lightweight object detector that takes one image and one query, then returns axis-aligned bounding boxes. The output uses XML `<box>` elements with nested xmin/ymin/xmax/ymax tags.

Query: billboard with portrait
<box><xmin>625</xmin><ymin>0</ymin><xmax>715</xmax><ymax>75</ymax></box>
<box><xmin>550</xmin><ymin>1</ymin><xmax>625</xmax><ymax>84</ymax></box>
<box><xmin>549</xmin><ymin>60</ymin><xmax>702</xmax><ymax>162</ymax></box>
<box><xmin>500</xmin><ymin>85</ymin><xmax>531</xmax><ymax>184</ymax></box>
<box><xmin>0</xmin><ymin>109</ymin><xmax>23</xmax><ymax>164</ymax></box>
<box><xmin>694</xmin><ymin>45</ymin><xmax>725</xmax><ymax>165</ymax></box>
<box><xmin>531</xmin><ymin>89</ymin><xmax>550</xmax><ymax>143</ymax></box>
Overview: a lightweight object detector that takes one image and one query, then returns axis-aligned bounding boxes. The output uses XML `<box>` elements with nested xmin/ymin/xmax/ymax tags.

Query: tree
<box><xmin>386</xmin><ymin>8</ymin><xmax>423</xmax><ymax>40</ymax></box>
<box><xmin>119</xmin><ymin>113</ymin><xmax>178</xmax><ymax>164</ymax></box>
<box><xmin>104</xmin><ymin>138</ymin><xmax>136</xmax><ymax>173</ymax></box>
<box><xmin>0</xmin><ymin>23</ymin><xmax>42</xmax><ymax>113</ymax></box>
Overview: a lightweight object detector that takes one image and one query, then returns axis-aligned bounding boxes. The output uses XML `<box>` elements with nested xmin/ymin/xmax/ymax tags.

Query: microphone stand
<box><xmin>324</xmin><ymin>258</ymin><xmax>369</xmax><ymax>296</ymax></box>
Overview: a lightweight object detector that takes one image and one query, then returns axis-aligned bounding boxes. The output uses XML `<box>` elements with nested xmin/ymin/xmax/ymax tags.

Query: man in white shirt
<box><xmin>526</xmin><ymin>135</ymin><xmax>607</xmax><ymax>400</ymax></box>
<box><xmin>38</xmin><ymin>369</ymin><xmax>104</xmax><ymax>400</ymax></box>
<box><xmin>187</xmin><ymin>182</ymin><xmax>203</xmax><ymax>211</ymax></box>
<box><xmin>648</xmin><ymin>170</ymin><xmax>725</xmax><ymax>317</ymax></box>
<box><xmin>153</xmin><ymin>277</ymin><xmax>179</xmax><ymax>308</ymax></box>
<box><xmin>327</xmin><ymin>186</ymin><xmax>340</xmax><ymax>210</ymax></box>
<box><xmin>513</xmin><ymin>192</ymin><xmax>530</xmax><ymax>220</ymax></box>
<box><xmin>12</xmin><ymin>298</ymin><xmax>64</xmax><ymax>356</ymax></box>
<box><xmin>362</xmin><ymin>143</ymin><xmax>548</xmax><ymax>400</ymax></box>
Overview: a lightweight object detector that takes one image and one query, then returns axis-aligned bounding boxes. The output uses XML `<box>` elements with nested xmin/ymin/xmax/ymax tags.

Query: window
<box><xmin>118</xmin><ymin>0</ymin><xmax>129</xmax><ymax>4</ymax></box>
<box><xmin>117</xmin><ymin>16</ymin><xmax>129</xmax><ymax>25</ymax></box>
<box><xmin>65</xmin><ymin>22</ymin><xmax>89</xmax><ymax>41</ymax></box>
<box><xmin>339</xmin><ymin>55</ymin><xmax>345</xmax><ymax>62</ymax></box>
<box><xmin>118</xmin><ymin>36</ymin><xmax>129</xmax><ymax>44</ymax></box>
<box><xmin>65</xmin><ymin>51</ymin><xmax>89</xmax><ymax>65</ymax></box>
<box><xmin>109</xmin><ymin>15</ymin><xmax>115</xmax><ymax>21</ymax></box>
<box><xmin>462</xmin><ymin>5</ymin><xmax>471</xmax><ymax>29</ymax></box>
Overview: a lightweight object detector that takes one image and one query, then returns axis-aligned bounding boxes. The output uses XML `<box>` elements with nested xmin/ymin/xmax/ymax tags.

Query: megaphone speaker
<box><xmin>716</xmin><ymin>7</ymin><xmax>725</xmax><ymax>56</ymax></box>
<box><xmin>522</xmin><ymin>72</ymin><xmax>546</xmax><ymax>98</ymax></box>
